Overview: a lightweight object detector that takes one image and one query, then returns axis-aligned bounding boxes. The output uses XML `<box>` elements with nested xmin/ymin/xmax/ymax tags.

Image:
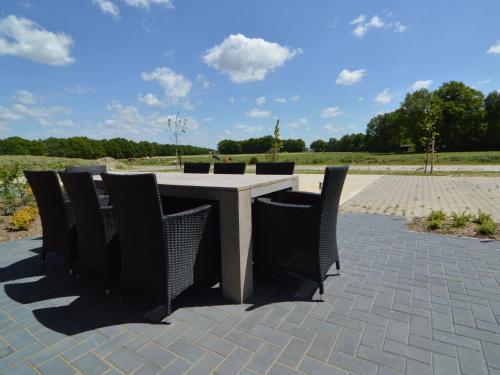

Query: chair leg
<box><xmin>319</xmin><ymin>282</ymin><xmax>324</xmax><ymax>302</ymax></box>
<box><xmin>336</xmin><ymin>261</ymin><xmax>340</xmax><ymax>275</ymax></box>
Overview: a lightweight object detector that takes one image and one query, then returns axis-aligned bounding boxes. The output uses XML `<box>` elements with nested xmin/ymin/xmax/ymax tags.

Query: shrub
<box><xmin>11</xmin><ymin>206</ymin><xmax>38</xmax><ymax>231</ymax></box>
<box><xmin>427</xmin><ymin>220</ymin><xmax>442</xmax><ymax>230</ymax></box>
<box><xmin>427</xmin><ymin>210</ymin><xmax>447</xmax><ymax>222</ymax></box>
<box><xmin>249</xmin><ymin>156</ymin><xmax>259</xmax><ymax>165</ymax></box>
<box><xmin>473</xmin><ymin>210</ymin><xmax>493</xmax><ymax>225</ymax></box>
<box><xmin>450</xmin><ymin>211</ymin><xmax>471</xmax><ymax>228</ymax></box>
<box><xmin>477</xmin><ymin>219</ymin><xmax>496</xmax><ymax>236</ymax></box>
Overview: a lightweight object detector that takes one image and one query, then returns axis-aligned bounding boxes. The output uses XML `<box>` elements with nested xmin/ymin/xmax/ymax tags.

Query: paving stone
<box><xmin>168</xmin><ymin>338</ymin><xmax>207</xmax><ymax>362</ymax></box>
<box><xmin>482</xmin><ymin>341</ymin><xmax>500</xmax><ymax>370</ymax></box>
<box><xmin>158</xmin><ymin>357</ymin><xmax>192</xmax><ymax>375</ymax></box>
<box><xmin>277</xmin><ymin>337</ymin><xmax>310</xmax><ymax>368</ymax></box>
<box><xmin>268</xmin><ymin>363</ymin><xmax>303</xmax><ymax>375</ymax></box>
<box><xmin>215</xmin><ymin>347</ymin><xmax>253</xmax><ymax>375</ymax></box>
<box><xmin>38</xmin><ymin>357</ymin><xmax>75</xmax><ymax>375</ymax></box>
<box><xmin>73</xmin><ymin>352</ymin><xmax>109</xmax><ymax>375</ymax></box>
<box><xmin>299</xmin><ymin>356</ymin><xmax>348</xmax><ymax>375</ymax></box>
<box><xmin>186</xmin><ymin>352</ymin><xmax>223</xmax><ymax>375</ymax></box>
<box><xmin>458</xmin><ymin>346</ymin><xmax>488</xmax><ymax>375</ymax></box>
<box><xmin>360</xmin><ymin>324</ymin><xmax>386</xmax><ymax>350</ymax></box>
<box><xmin>328</xmin><ymin>350</ymin><xmax>377</xmax><ymax>375</ymax></box>
<box><xmin>307</xmin><ymin>333</ymin><xmax>335</xmax><ymax>361</ymax></box>
<box><xmin>406</xmin><ymin>358</ymin><xmax>432</xmax><ymax>375</ymax></box>
<box><xmin>357</xmin><ymin>344</ymin><xmax>405</xmax><ymax>371</ymax></box>
<box><xmin>138</xmin><ymin>342</ymin><xmax>176</xmax><ymax>368</ymax></box>
<box><xmin>386</xmin><ymin>319</ymin><xmax>410</xmax><ymax>343</ymax></box>
<box><xmin>434</xmin><ymin>353</ymin><xmax>461</xmax><ymax>375</ymax></box>
<box><xmin>383</xmin><ymin>338</ymin><xmax>431</xmax><ymax>364</ymax></box>
<box><xmin>247</xmin><ymin>342</ymin><xmax>282</xmax><ymax>374</ymax></box>
<box><xmin>408</xmin><ymin>334</ymin><xmax>457</xmax><ymax>357</ymax></box>
<box><xmin>225</xmin><ymin>329</ymin><xmax>264</xmax><ymax>352</ymax></box>
<box><xmin>334</xmin><ymin>328</ymin><xmax>362</xmax><ymax>356</ymax></box>
<box><xmin>198</xmin><ymin>334</ymin><xmax>235</xmax><ymax>356</ymax></box>
<box><xmin>252</xmin><ymin>325</ymin><xmax>291</xmax><ymax>346</ymax></box>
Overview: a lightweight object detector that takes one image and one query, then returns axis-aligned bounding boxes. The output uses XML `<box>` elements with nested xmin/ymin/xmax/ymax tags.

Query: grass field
<box><xmin>125</xmin><ymin>150</ymin><xmax>500</xmax><ymax>166</ymax></box>
<box><xmin>0</xmin><ymin>155</ymin><xmax>96</xmax><ymax>170</ymax></box>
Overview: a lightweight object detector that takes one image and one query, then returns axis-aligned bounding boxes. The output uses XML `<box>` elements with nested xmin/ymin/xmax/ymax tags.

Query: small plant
<box><xmin>11</xmin><ymin>206</ymin><xmax>38</xmax><ymax>231</ymax></box>
<box><xmin>249</xmin><ymin>156</ymin><xmax>259</xmax><ymax>165</ymax></box>
<box><xmin>450</xmin><ymin>211</ymin><xmax>471</xmax><ymax>228</ymax></box>
<box><xmin>427</xmin><ymin>220</ymin><xmax>442</xmax><ymax>230</ymax></box>
<box><xmin>427</xmin><ymin>210</ymin><xmax>447</xmax><ymax>222</ymax></box>
<box><xmin>473</xmin><ymin>210</ymin><xmax>492</xmax><ymax>225</ymax></box>
<box><xmin>477</xmin><ymin>219</ymin><xmax>496</xmax><ymax>236</ymax></box>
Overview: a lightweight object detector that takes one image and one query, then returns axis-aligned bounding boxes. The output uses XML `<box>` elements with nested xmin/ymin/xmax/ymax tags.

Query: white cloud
<box><xmin>351</xmin><ymin>14</ymin><xmax>407</xmax><ymax>38</ymax></box>
<box><xmin>290</xmin><ymin>94</ymin><xmax>300</xmax><ymax>102</ymax></box>
<box><xmin>375</xmin><ymin>89</ymin><xmax>392</xmax><ymax>104</ymax></box>
<box><xmin>324</xmin><ymin>124</ymin><xmax>339</xmax><ymax>133</ymax></box>
<box><xmin>288</xmin><ymin>117</ymin><xmax>308</xmax><ymax>129</ymax></box>
<box><xmin>202</xmin><ymin>33</ymin><xmax>300</xmax><ymax>83</ymax></box>
<box><xmin>336</xmin><ymin>69</ymin><xmax>366</xmax><ymax>85</ymax></box>
<box><xmin>139</xmin><ymin>93</ymin><xmax>164</xmax><ymax>106</ymax></box>
<box><xmin>65</xmin><ymin>85</ymin><xmax>97</xmax><ymax>95</ymax></box>
<box><xmin>93</xmin><ymin>0</ymin><xmax>120</xmax><ymax>19</ymax></box>
<box><xmin>203</xmin><ymin>117</ymin><xmax>213</xmax><ymax>123</ymax></box>
<box><xmin>121</xmin><ymin>0</ymin><xmax>173</xmax><ymax>9</ymax></box>
<box><xmin>246</xmin><ymin>108</ymin><xmax>271</xmax><ymax>118</ymax></box>
<box><xmin>13</xmin><ymin>90</ymin><xmax>37</xmax><ymax>105</ymax></box>
<box><xmin>196</xmin><ymin>74</ymin><xmax>211</xmax><ymax>89</ymax></box>
<box><xmin>256</xmin><ymin>96</ymin><xmax>267</xmax><ymax>105</ymax></box>
<box><xmin>0</xmin><ymin>15</ymin><xmax>75</xmax><ymax>65</ymax></box>
<box><xmin>321</xmin><ymin>106</ymin><xmax>343</xmax><ymax>118</ymax></box>
<box><xmin>410</xmin><ymin>80</ymin><xmax>433</xmax><ymax>92</ymax></box>
<box><xmin>235</xmin><ymin>123</ymin><xmax>264</xmax><ymax>133</ymax></box>
<box><xmin>274</xmin><ymin>97</ymin><xmax>287</xmax><ymax>103</ymax></box>
<box><xmin>141</xmin><ymin>67</ymin><xmax>192</xmax><ymax>98</ymax></box>
<box><xmin>487</xmin><ymin>41</ymin><xmax>500</xmax><ymax>54</ymax></box>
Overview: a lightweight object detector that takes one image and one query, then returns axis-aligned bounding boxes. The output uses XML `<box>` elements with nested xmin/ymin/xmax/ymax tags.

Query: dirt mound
<box><xmin>95</xmin><ymin>157</ymin><xmax>128</xmax><ymax>170</ymax></box>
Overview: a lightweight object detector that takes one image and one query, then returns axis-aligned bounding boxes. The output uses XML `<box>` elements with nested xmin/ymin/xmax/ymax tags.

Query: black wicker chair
<box><xmin>24</xmin><ymin>171</ymin><xmax>77</xmax><ymax>272</ymax></box>
<box><xmin>59</xmin><ymin>172</ymin><xmax>120</xmax><ymax>293</ymax></box>
<box><xmin>183</xmin><ymin>163</ymin><xmax>211</xmax><ymax>174</ymax></box>
<box><xmin>65</xmin><ymin>165</ymin><xmax>107</xmax><ymax>175</ymax></box>
<box><xmin>214</xmin><ymin>162</ymin><xmax>246</xmax><ymax>175</ymax></box>
<box><xmin>100</xmin><ymin>173</ymin><xmax>220</xmax><ymax>320</ymax></box>
<box><xmin>253</xmin><ymin>166</ymin><xmax>348</xmax><ymax>298</ymax></box>
<box><xmin>255</xmin><ymin>162</ymin><xmax>295</xmax><ymax>175</ymax></box>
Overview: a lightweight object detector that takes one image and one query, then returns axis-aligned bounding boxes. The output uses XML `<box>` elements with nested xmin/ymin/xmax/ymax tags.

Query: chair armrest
<box><xmin>283</xmin><ymin>191</ymin><xmax>321</xmax><ymax>205</ymax></box>
<box><xmin>98</xmin><ymin>194</ymin><xmax>110</xmax><ymax>207</ymax></box>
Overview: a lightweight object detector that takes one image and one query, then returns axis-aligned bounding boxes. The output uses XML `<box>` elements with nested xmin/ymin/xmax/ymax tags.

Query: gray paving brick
<box><xmin>277</xmin><ymin>337</ymin><xmax>310</xmax><ymax>368</ymax></box>
<box><xmin>434</xmin><ymin>353</ymin><xmax>461</xmax><ymax>374</ymax></box>
<box><xmin>361</xmin><ymin>324</ymin><xmax>386</xmax><ymax>350</ymax></box>
<box><xmin>225</xmin><ymin>329</ymin><xmax>264</xmax><ymax>352</ymax></box>
<box><xmin>432</xmin><ymin>329</ymin><xmax>481</xmax><ymax>350</ymax></box>
<box><xmin>154</xmin><ymin>323</ymin><xmax>189</xmax><ymax>348</ymax></box>
<box><xmin>106</xmin><ymin>348</ymin><xmax>144</xmax><ymax>373</ymax></box>
<box><xmin>252</xmin><ymin>325</ymin><xmax>290</xmax><ymax>346</ymax></box>
<box><xmin>247</xmin><ymin>342</ymin><xmax>282</xmax><ymax>374</ymax></box>
<box><xmin>0</xmin><ymin>342</ymin><xmax>45</xmax><ymax>372</ymax></box>
<box><xmin>299</xmin><ymin>356</ymin><xmax>348</xmax><ymax>375</ymax></box>
<box><xmin>302</xmin><ymin>317</ymin><xmax>341</xmax><ymax>337</ymax></box>
<box><xmin>3</xmin><ymin>362</ymin><xmax>38</xmax><ymax>375</ymax></box>
<box><xmin>334</xmin><ymin>328</ymin><xmax>362</xmax><ymax>356</ymax></box>
<box><xmin>406</xmin><ymin>358</ymin><xmax>432</xmax><ymax>375</ymax></box>
<box><xmin>454</xmin><ymin>324</ymin><xmax>500</xmax><ymax>344</ymax></box>
<box><xmin>408</xmin><ymin>334</ymin><xmax>457</xmax><ymax>357</ymax></box>
<box><xmin>387</xmin><ymin>319</ymin><xmax>410</xmax><ymax>343</ymax></box>
<box><xmin>384</xmin><ymin>338</ymin><xmax>431</xmax><ymax>364</ymax></box>
<box><xmin>38</xmin><ymin>357</ymin><xmax>75</xmax><ymax>375</ymax></box>
<box><xmin>278</xmin><ymin>322</ymin><xmax>315</xmax><ymax>342</ymax></box>
<box><xmin>471</xmin><ymin>304</ymin><xmax>496</xmax><ymax>322</ymax></box>
<box><xmin>159</xmin><ymin>357</ymin><xmax>192</xmax><ymax>375</ymax></box>
<box><xmin>73</xmin><ymin>352</ymin><xmax>109</xmax><ymax>375</ymax></box>
<box><xmin>186</xmin><ymin>352</ymin><xmax>223</xmax><ymax>375</ymax></box>
<box><xmin>168</xmin><ymin>338</ymin><xmax>207</xmax><ymax>362</ymax></box>
<box><xmin>458</xmin><ymin>346</ymin><xmax>488</xmax><ymax>375</ymax></box>
<box><xmin>328</xmin><ymin>350</ymin><xmax>377</xmax><ymax>375</ymax></box>
<box><xmin>215</xmin><ymin>347</ymin><xmax>253</xmax><ymax>375</ymax></box>
<box><xmin>198</xmin><ymin>334</ymin><xmax>235</xmax><ymax>356</ymax></box>
<box><xmin>138</xmin><ymin>342</ymin><xmax>176</xmax><ymax>368</ymax></box>
<box><xmin>211</xmin><ymin>315</ymin><xmax>242</xmax><ymax>337</ymax></box>
<box><xmin>307</xmin><ymin>333</ymin><xmax>335</xmax><ymax>361</ymax></box>
<box><xmin>269</xmin><ymin>363</ymin><xmax>303</xmax><ymax>375</ymax></box>
<box><xmin>482</xmin><ymin>341</ymin><xmax>500</xmax><ymax>370</ymax></box>
<box><xmin>357</xmin><ymin>345</ymin><xmax>405</xmax><ymax>371</ymax></box>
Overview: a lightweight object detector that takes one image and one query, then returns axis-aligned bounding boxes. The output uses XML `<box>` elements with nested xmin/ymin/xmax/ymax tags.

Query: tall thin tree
<box><xmin>167</xmin><ymin>113</ymin><xmax>188</xmax><ymax>169</ymax></box>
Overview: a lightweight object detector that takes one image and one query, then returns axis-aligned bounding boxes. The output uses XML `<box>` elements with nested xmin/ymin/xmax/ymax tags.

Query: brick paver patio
<box><xmin>1</xmin><ymin>213</ymin><xmax>499</xmax><ymax>374</ymax></box>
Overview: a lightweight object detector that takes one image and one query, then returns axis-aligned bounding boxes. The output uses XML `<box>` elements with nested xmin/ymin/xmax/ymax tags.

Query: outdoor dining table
<box><xmin>95</xmin><ymin>172</ymin><xmax>299</xmax><ymax>303</ymax></box>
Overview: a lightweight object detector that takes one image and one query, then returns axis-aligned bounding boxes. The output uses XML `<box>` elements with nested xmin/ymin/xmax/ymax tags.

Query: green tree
<box><xmin>310</xmin><ymin>139</ymin><xmax>327</xmax><ymax>152</ymax></box>
<box><xmin>434</xmin><ymin>81</ymin><xmax>486</xmax><ymax>150</ymax></box>
<box><xmin>218</xmin><ymin>139</ymin><xmax>242</xmax><ymax>154</ymax></box>
<box><xmin>485</xmin><ymin>91</ymin><xmax>500</xmax><ymax>150</ymax></box>
<box><xmin>365</xmin><ymin>112</ymin><xmax>403</xmax><ymax>152</ymax></box>
<box><xmin>272</xmin><ymin>119</ymin><xmax>282</xmax><ymax>161</ymax></box>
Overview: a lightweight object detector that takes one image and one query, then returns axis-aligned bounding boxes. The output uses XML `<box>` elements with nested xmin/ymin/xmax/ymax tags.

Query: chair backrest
<box><xmin>59</xmin><ymin>172</ymin><xmax>106</xmax><ymax>272</ymax></box>
<box><xmin>214</xmin><ymin>162</ymin><xmax>246</xmax><ymax>175</ymax></box>
<box><xmin>184</xmin><ymin>163</ymin><xmax>211</xmax><ymax>174</ymax></box>
<box><xmin>100</xmin><ymin>173</ymin><xmax>166</xmax><ymax>300</ymax></box>
<box><xmin>65</xmin><ymin>165</ymin><xmax>107</xmax><ymax>175</ymax></box>
<box><xmin>317</xmin><ymin>166</ymin><xmax>348</xmax><ymax>276</ymax></box>
<box><xmin>24</xmin><ymin>170</ymin><xmax>72</xmax><ymax>254</ymax></box>
<box><xmin>255</xmin><ymin>162</ymin><xmax>295</xmax><ymax>175</ymax></box>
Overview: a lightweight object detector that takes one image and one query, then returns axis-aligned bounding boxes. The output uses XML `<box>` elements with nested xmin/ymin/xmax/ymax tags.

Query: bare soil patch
<box><xmin>408</xmin><ymin>217</ymin><xmax>500</xmax><ymax>240</ymax></box>
<box><xmin>0</xmin><ymin>215</ymin><xmax>41</xmax><ymax>243</ymax></box>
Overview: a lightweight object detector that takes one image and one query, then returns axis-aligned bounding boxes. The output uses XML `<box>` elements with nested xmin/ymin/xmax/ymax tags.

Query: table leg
<box><xmin>219</xmin><ymin>189</ymin><xmax>253</xmax><ymax>303</ymax></box>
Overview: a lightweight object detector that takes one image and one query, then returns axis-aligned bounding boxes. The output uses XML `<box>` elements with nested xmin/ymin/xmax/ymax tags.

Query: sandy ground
<box><xmin>298</xmin><ymin>174</ymin><xmax>382</xmax><ymax>205</ymax></box>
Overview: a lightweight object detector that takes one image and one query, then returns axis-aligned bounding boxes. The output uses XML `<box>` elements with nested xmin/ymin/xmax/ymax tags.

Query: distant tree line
<box><xmin>218</xmin><ymin>136</ymin><xmax>306</xmax><ymax>154</ymax></box>
<box><xmin>311</xmin><ymin>81</ymin><xmax>500</xmax><ymax>153</ymax></box>
<box><xmin>0</xmin><ymin>136</ymin><xmax>210</xmax><ymax>159</ymax></box>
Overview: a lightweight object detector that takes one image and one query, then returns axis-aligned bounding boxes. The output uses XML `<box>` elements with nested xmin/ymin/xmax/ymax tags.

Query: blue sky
<box><xmin>1</xmin><ymin>0</ymin><xmax>499</xmax><ymax>148</ymax></box>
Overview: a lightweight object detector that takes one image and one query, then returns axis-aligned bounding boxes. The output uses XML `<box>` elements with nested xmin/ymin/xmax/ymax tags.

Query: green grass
<box><xmin>124</xmin><ymin>150</ymin><xmax>500</xmax><ymax>167</ymax></box>
<box><xmin>0</xmin><ymin>155</ymin><xmax>97</xmax><ymax>171</ymax></box>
